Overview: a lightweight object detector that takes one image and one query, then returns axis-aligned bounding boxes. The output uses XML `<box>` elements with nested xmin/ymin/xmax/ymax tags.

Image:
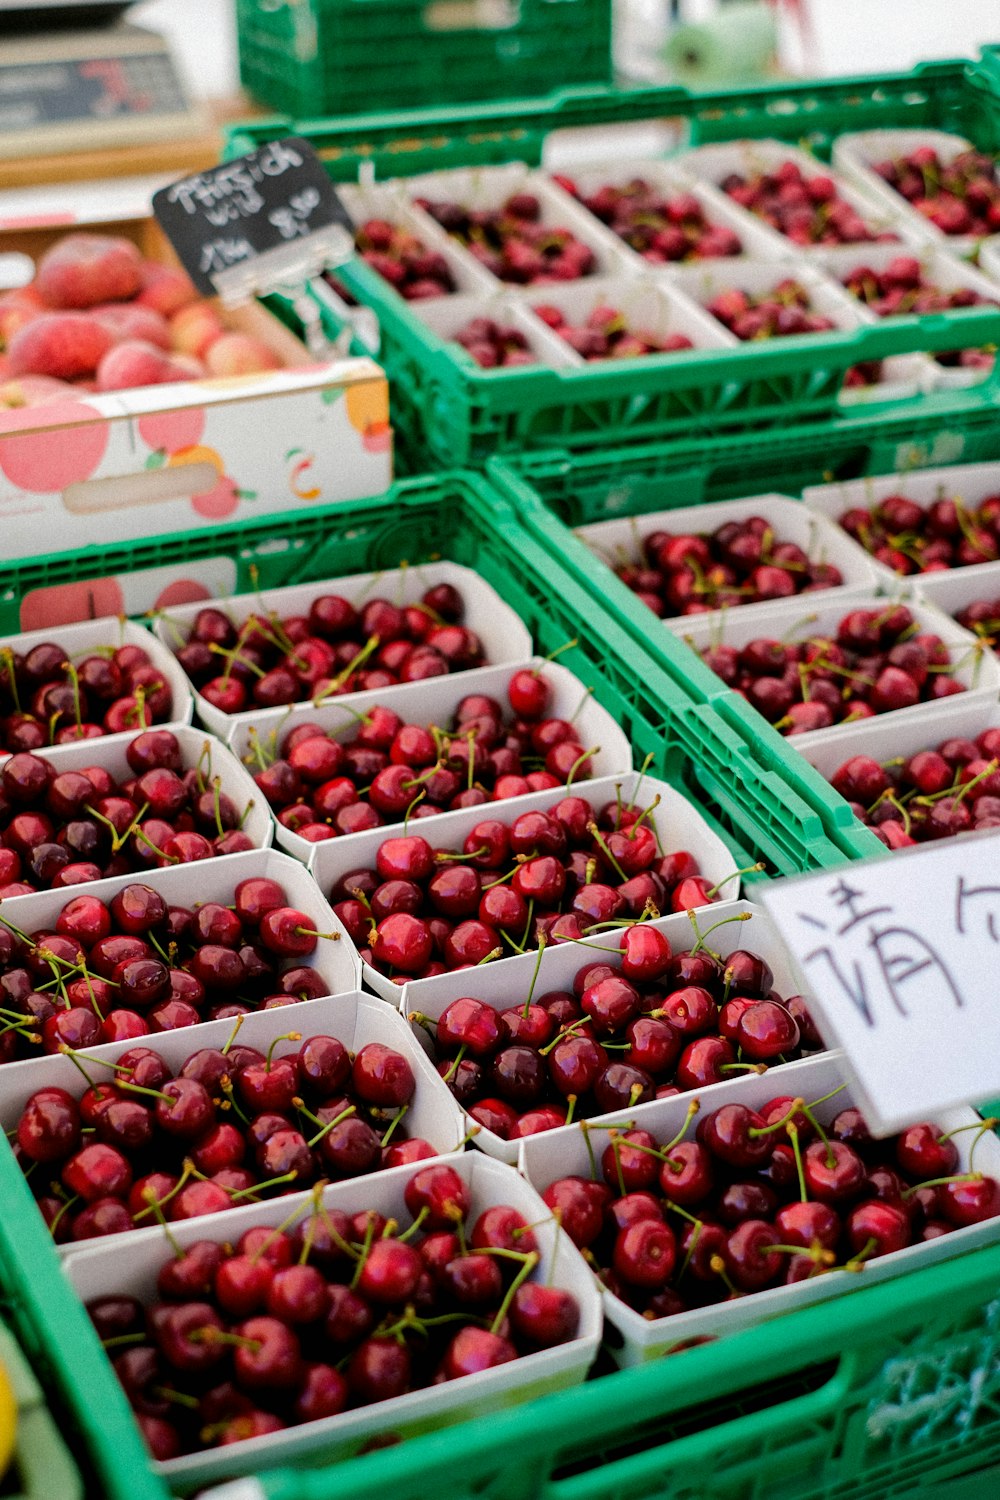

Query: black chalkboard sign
<box><xmin>152</xmin><ymin>139</ymin><xmax>354</xmax><ymax>298</ymax></box>
<box><xmin>0</xmin><ymin>50</ymin><xmax>189</xmax><ymax>132</ymax></box>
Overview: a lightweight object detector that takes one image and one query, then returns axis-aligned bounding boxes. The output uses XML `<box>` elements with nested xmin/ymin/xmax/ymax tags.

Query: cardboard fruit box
<box><xmin>0</xmin><ymin>192</ymin><xmax>393</xmax><ymax>578</ymax></box>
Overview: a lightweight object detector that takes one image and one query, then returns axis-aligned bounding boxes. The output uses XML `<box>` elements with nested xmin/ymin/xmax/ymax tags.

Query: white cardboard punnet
<box><xmin>576</xmin><ymin>492</ymin><xmax>881</xmax><ymax>626</ymax></box>
<box><xmin>0</xmin><ymin>848</ymin><xmax>360</xmax><ymax>1086</ymax></box>
<box><xmin>227</xmin><ymin>659</ymin><xmax>633</xmax><ymax>862</ymax></box>
<box><xmin>2</xmin><ymin>990</ymin><xmax>465</xmax><ymax>1255</ymax></box>
<box><xmin>518</xmin><ymin>1052</ymin><xmax>1000</xmax><ymax>1365</ymax></box>
<box><xmin>153</xmin><ymin>561</ymin><xmax>533</xmax><ymax>739</ymax></box>
<box><xmin>403</xmin><ymin>898</ymin><xmax>817</xmax><ymax>1165</ymax></box>
<box><xmin>63</xmin><ymin>1151</ymin><xmax>602</xmax><ymax>1490</ymax></box>
<box><xmin>308</xmin><ymin>769</ymin><xmax>740</xmax><ymax>1004</ymax></box>
<box><xmin>0</xmin><ymin>615</ymin><xmax>193</xmax><ymax>753</ymax></box>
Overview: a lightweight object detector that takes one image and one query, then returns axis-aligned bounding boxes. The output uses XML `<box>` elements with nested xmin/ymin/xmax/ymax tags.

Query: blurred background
<box><xmin>129</xmin><ymin>0</ymin><xmax>1000</xmax><ymax>104</ymax></box>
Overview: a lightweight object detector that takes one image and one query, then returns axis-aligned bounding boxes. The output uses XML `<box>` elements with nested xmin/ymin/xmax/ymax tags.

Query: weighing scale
<box><xmin>0</xmin><ymin>1</ymin><xmax>208</xmax><ymax>160</ymax></box>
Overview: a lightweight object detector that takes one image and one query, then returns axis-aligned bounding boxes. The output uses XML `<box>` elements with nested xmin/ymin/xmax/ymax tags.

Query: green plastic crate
<box><xmin>184</xmin><ymin>1237</ymin><xmax>1000</xmax><ymax>1500</ymax></box>
<box><xmin>235</xmin><ymin>0</ymin><xmax>612</xmax><ymax>119</ymax></box>
<box><xmin>227</xmin><ymin>59</ymin><xmax>1000</xmax><ymax>467</ymax></box>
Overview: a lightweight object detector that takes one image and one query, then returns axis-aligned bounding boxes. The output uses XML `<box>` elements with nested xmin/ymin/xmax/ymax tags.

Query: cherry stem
<box><xmin>844</xmin><ymin>1236</ymin><xmax>878</xmax><ymax>1273</ymax></box>
<box><xmin>317</xmin><ymin>1203</ymin><xmax>361</xmax><ymax>1261</ymax></box>
<box><xmin>489</xmin><ymin>1250</ymin><xmax>540</xmax><ymax>1336</ymax></box>
<box><xmin>395</xmin><ymin>1205</ymin><xmax>428</xmax><ymax>1243</ymax></box>
<box><xmin>265</xmin><ymin>1032</ymin><xmax>300</xmax><ymax>1071</ymax></box>
<box><xmin>902</xmin><ymin>1170</ymin><xmax>981</xmax><ymax>1197</ymax></box>
<box><xmin>749</xmin><ymin>1097</ymin><xmax>806</xmax><ymax>1138</ymax></box>
<box><xmin>587</xmin><ymin>822</ymin><xmax>627</xmax><ymax>883</ymax></box>
<box><xmin>219</xmin><ymin>1076</ymin><xmax>251</xmax><ymax>1125</ymax></box>
<box><xmin>677</xmin><ymin>1216</ymin><xmax>704</xmax><ymax>1280</ymax></box>
<box><xmin>313</xmin><ymin>634</ymin><xmax>381</xmax><ymax>702</ymax></box>
<box><xmin>307</xmin><ymin>1103</ymin><xmax>356</xmax><ymax>1149</ymax></box>
<box><xmin>221</xmin><ymin>1014</ymin><xmax>245</xmax><ymax>1056</ymax></box>
<box><xmin>565</xmin><ymin>746</ymin><xmax>599</xmax><ymax>789</ymax></box>
<box><xmin>440</xmin><ymin>1045</ymin><xmax>466</xmax><ymax>1084</ymax></box>
<box><xmin>100</xmin><ymin>1332</ymin><xmax>147</xmax><ymax>1350</ymax></box>
<box><xmin>625</xmin><ymin>752</ymin><xmax>655</xmax><ymax>814</ymax></box>
<box><xmin>661</xmin><ymin>1098</ymin><xmax>700</xmax><ymax>1155</ymax></box>
<box><xmin>132</xmin><ymin>1162</ymin><xmax>194</xmax><ymax>1222</ymax></box>
<box><xmin>523</xmin><ymin>933</ymin><xmax>548</xmax><ymax>1016</ymax></box>
<box><xmin>788</xmin><ymin>1123</ymin><xmax>808</xmax><ymax>1204</ymax></box>
<box><xmin>48</xmin><ymin>1193</ymin><xmax>79</xmax><ymax>1238</ymax></box>
<box><xmin>689</xmin><ymin>908</ymin><xmax>752</xmax><ymax>957</ymax></box>
<box><xmin>708</xmin><ymin>1254</ymin><xmax>740</xmax><ymax>1297</ymax></box>
<box><xmin>379</xmin><ymin>1103</ymin><xmax>409</xmax><ymax>1149</ymax></box>
<box><xmin>580</xmin><ymin>1119</ymin><xmax>598</xmax><ymax>1182</ymax></box>
<box><xmin>349</xmin><ymin>1215</ymin><xmax>379</xmax><ymax>1290</ymax></box>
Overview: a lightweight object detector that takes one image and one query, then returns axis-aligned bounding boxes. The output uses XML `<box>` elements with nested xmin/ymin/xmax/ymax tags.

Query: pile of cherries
<box><xmin>544</xmin><ymin>1088</ymin><xmax>1000</xmax><ymax>1322</ymax></box>
<box><xmin>169</xmin><ymin>582</ymin><xmax>487</xmax><ymax>716</ymax></box>
<box><xmin>328</xmin><ymin>795</ymin><xmax>724</xmax><ymax>981</ymax></box>
<box><xmin>245</xmin><ymin>666</ymin><xmax>599</xmax><ymax>843</ymax></box>
<box><xmin>0</xmin><ymin>635</ymin><xmax>175</xmax><ymax>752</ymax></box>
<box><xmin>0</xmin><ymin>729</ymin><xmax>255</xmax><ymax>895</ymax></box>
<box><xmin>705</xmin><ymin>280</ymin><xmax>837</xmax><ymax>341</ymax></box>
<box><xmin>717</xmin><ymin>160</ymin><xmax>892</xmax><ymax>246</ymax></box>
<box><xmin>354</xmin><ymin>218</ymin><xmax>456</xmax><ymax>301</ymax></box>
<box><xmin>16</xmin><ymin>1025</ymin><xmax>431</xmax><ymax>1245</ymax></box>
<box><xmin>606</xmin><ymin>513</ymin><xmax>845</xmax><ymax>618</ymax></box>
<box><xmin>696</xmin><ymin>603</ymin><xmax>969</xmax><ymax>736</ymax></box>
<box><xmin>533</xmin><ymin>302</ymin><xmax>693</xmax><ymax>361</ymax></box>
<box><xmin>0</xmin><ymin>874</ymin><xmax>339</xmax><ymax>1058</ymax></box>
<box><xmin>871</xmin><ymin>146</ymin><xmax>1000</xmax><ymax>238</ymax></box>
<box><xmin>836</xmin><ymin>489</ymin><xmax>1000</xmax><ymax>575</ymax></box>
<box><xmin>840</xmin><ymin>254</ymin><xmax>995</xmax><ymax>318</ymax></box>
<box><xmin>88</xmin><ymin>1162</ymin><xmax>580</xmax><ymax>1458</ymax></box>
<box><xmin>955</xmin><ymin>596</ymin><xmax>1000</xmax><ymax>650</ymax></box>
<box><xmin>828</xmin><ymin>725</ymin><xmax>1000</xmax><ymax>848</ymax></box>
<box><xmin>412</xmin><ymin>921</ymin><xmax>819</xmax><ymax>1142</ymax></box>
<box><xmin>839</xmin><ymin>254</ymin><xmax>998</xmax><ymax>375</ymax></box>
<box><xmin>414</xmin><ymin>192</ymin><xmax>598</xmax><ymax>285</ymax></box>
<box><xmin>453</xmin><ymin>318</ymin><xmax>536</xmax><ymax>369</ymax></box>
<box><xmin>557</xmin><ymin>176</ymin><xmax>743</xmax><ymax>264</ymax></box>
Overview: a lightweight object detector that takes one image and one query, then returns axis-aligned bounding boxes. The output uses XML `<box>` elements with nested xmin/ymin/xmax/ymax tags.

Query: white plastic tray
<box><xmin>405</xmin><ymin>289</ymin><xmax>581</xmax><ymax>369</ymax></box>
<box><xmin>63</xmin><ymin>1151</ymin><xmax>602</xmax><ymax>1489</ymax></box>
<box><xmin>0</xmin><ymin>615</ymin><xmax>192</xmax><ymax>756</ymax></box>
<box><xmin>153</xmin><ymin>562</ymin><xmax>533</xmax><ymax>739</ymax></box>
<box><xmin>545</xmin><ymin>158</ymin><xmax>789</xmax><ymax>268</ymax></box>
<box><xmin>832</xmin><ymin>128</ymin><xmax>989</xmax><ymax>258</ymax></box>
<box><xmin>518</xmin><ymin>1051</ymin><xmax>1000</xmax><ymax>1365</ymax></box>
<box><xmin>576</xmin><ymin>492</ymin><xmax>880</xmax><ymax>627</ymax></box>
<box><xmin>791</xmin><ymin>695</ymin><xmax>1000</xmax><ymax>787</ymax></box>
<box><xmin>399</xmin><ymin>162</ymin><xmax>636</xmax><ymax>284</ymax></box>
<box><xmin>515</xmin><ymin>273</ymin><xmax>738</xmax><ymax>359</ymax></box>
<box><xmin>4</xmin><ymin>990</ymin><xmax>465</xmax><ymax>1254</ymax></box>
<box><xmin>403</xmin><ymin>898</ymin><xmax>814</xmax><ymax>1165</ymax></box>
<box><xmin>227</xmin><ymin>659</ymin><xmax>633</xmax><ymax>862</ymax></box>
<box><xmin>666</xmin><ymin>590</ymin><xmax>1000</xmax><ymax>750</ymax></box>
<box><xmin>804</xmin><ymin>460</ymin><xmax>1000</xmax><ymax>594</ymax></box>
<box><xmin>673</xmin><ymin>138</ymin><xmax>908</xmax><ymax>252</ymax></box>
<box><xmin>7</xmin><ymin>722</ymin><xmax>273</xmax><ymax>857</ymax></box>
<box><xmin>309</xmin><ymin>769</ymin><xmax>740</xmax><ymax>1004</ymax></box>
<box><xmin>0</xmin><ymin>848</ymin><xmax>360</xmax><ymax>1084</ymax></box>
<box><xmin>336</xmin><ymin>180</ymin><xmax>499</xmax><ymax>298</ymax></box>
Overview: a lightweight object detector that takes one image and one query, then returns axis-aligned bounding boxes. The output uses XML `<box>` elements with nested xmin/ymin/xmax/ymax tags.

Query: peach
<box><xmin>7</xmin><ymin>312</ymin><xmax>115</xmax><ymax>379</ymax></box>
<box><xmin>93</xmin><ymin>303</ymin><xmax>171</xmax><ymax>349</ymax></box>
<box><xmin>203</xmin><ymin>331</ymin><xmax>282</xmax><ymax>377</ymax></box>
<box><xmin>0</xmin><ymin>375</ymin><xmax>77</xmax><ymax>408</ymax></box>
<box><xmin>96</xmin><ymin>339</ymin><xmax>201</xmax><ymax>392</ymax></box>
<box><xmin>135</xmin><ymin>262</ymin><xmax>199</xmax><ymax>317</ymax></box>
<box><xmin>0</xmin><ymin>286</ymin><xmax>46</xmax><ymax>345</ymax></box>
<box><xmin>35</xmin><ymin>233</ymin><xmax>143</xmax><ymax>309</ymax></box>
<box><xmin>170</xmin><ymin>302</ymin><xmax>225</xmax><ymax>360</ymax></box>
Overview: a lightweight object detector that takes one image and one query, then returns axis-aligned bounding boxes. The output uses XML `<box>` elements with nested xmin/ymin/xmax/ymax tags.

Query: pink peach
<box><xmin>93</xmin><ymin>303</ymin><xmax>171</xmax><ymax>349</ymax></box>
<box><xmin>35</xmin><ymin>233</ymin><xmax>143</xmax><ymax>309</ymax></box>
<box><xmin>0</xmin><ymin>375</ymin><xmax>77</xmax><ymax>408</ymax></box>
<box><xmin>7</xmin><ymin>312</ymin><xmax>115</xmax><ymax>380</ymax></box>
<box><xmin>96</xmin><ymin>340</ymin><xmax>200</xmax><ymax>392</ymax></box>
<box><xmin>135</xmin><ymin>262</ymin><xmax>199</xmax><ymax>317</ymax></box>
<box><xmin>170</xmin><ymin>302</ymin><xmax>225</xmax><ymax>360</ymax></box>
<box><xmin>0</xmin><ymin>286</ymin><xmax>46</xmax><ymax>344</ymax></box>
<box><xmin>203</xmin><ymin>332</ymin><xmax>282</xmax><ymax>377</ymax></box>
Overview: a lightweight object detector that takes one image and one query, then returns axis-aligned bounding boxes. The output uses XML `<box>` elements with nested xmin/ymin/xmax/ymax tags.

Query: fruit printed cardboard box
<box><xmin>0</xmin><ymin>198</ymin><xmax>392</xmax><ymax>575</ymax></box>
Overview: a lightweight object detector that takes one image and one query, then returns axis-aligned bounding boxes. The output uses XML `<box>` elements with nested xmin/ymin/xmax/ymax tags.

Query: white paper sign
<box><xmin>758</xmin><ymin>829</ymin><xmax>1000</xmax><ymax>1135</ymax></box>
